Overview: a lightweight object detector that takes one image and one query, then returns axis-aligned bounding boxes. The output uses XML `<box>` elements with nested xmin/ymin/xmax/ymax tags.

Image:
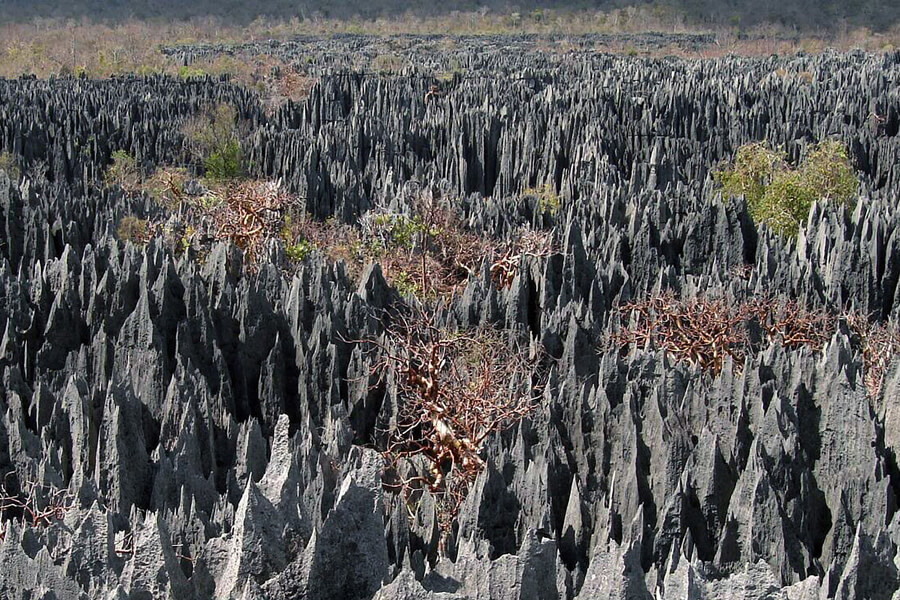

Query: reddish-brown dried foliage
<box><xmin>613</xmin><ymin>294</ymin><xmax>837</xmax><ymax>374</ymax></box>
<box><xmin>847</xmin><ymin>314</ymin><xmax>900</xmax><ymax>399</ymax></box>
<box><xmin>353</xmin><ymin>308</ymin><xmax>541</xmax><ymax>534</ymax></box>
<box><xmin>200</xmin><ymin>180</ymin><xmax>296</xmax><ymax>264</ymax></box>
<box><xmin>0</xmin><ymin>476</ymin><xmax>72</xmax><ymax>541</ymax></box>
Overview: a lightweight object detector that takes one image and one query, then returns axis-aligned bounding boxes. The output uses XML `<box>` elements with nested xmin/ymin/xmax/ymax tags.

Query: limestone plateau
<box><xmin>2</xmin><ymin>36</ymin><xmax>900</xmax><ymax>599</ymax></box>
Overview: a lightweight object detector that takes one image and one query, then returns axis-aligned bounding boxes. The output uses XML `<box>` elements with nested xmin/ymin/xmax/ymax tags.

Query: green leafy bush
<box><xmin>716</xmin><ymin>140</ymin><xmax>857</xmax><ymax>237</ymax></box>
<box><xmin>715</xmin><ymin>142</ymin><xmax>782</xmax><ymax>207</ymax></box>
<box><xmin>802</xmin><ymin>141</ymin><xmax>858</xmax><ymax>202</ymax></box>
<box><xmin>285</xmin><ymin>238</ymin><xmax>316</xmax><ymax>262</ymax></box>
<box><xmin>182</xmin><ymin>103</ymin><xmax>246</xmax><ymax>181</ymax></box>
<box><xmin>392</xmin><ymin>270</ymin><xmax>422</xmax><ymax>297</ymax></box>
<box><xmin>177</xmin><ymin>65</ymin><xmax>206</xmax><ymax>79</ymax></box>
<box><xmin>104</xmin><ymin>150</ymin><xmax>141</xmax><ymax>190</ymax></box>
<box><xmin>203</xmin><ymin>139</ymin><xmax>244</xmax><ymax>181</ymax></box>
<box><xmin>116</xmin><ymin>216</ymin><xmax>151</xmax><ymax>245</ymax></box>
<box><xmin>362</xmin><ymin>211</ymin><xmax>432</xmax><ymax>253</ymax></box>
<box><xmin>524</xmin><ymin>183</ymin><xmax>561</xmax><ymax>215</ymax></box>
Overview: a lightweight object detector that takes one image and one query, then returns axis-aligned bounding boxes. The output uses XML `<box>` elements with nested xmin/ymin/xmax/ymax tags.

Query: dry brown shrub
<box><xmin>353</xmin><ymin>307</ymin><xmax>542</xmax><ymax>535</ymax></box>
<box><xmin>263</xmin><ymin>69</ymin><xmax>316</xmax><ymax>112</ymax></box>
<box><xmin>143</xmin><ymin>167</ymin><xmax>190</xmax><ymax>208</ymax></box>
<box><xmin>847</xmin><ymin>315</ymin><xmax>900</xmax><ymax>399</ymax></box>
<box><xmin>281</xmin><ymin>204</ymin><xmax>555</xmax><ymax>298</ymax></box>
<box><xmin>490</xmin><ymin>229</ymin><xmax>556</xmax><ymax>290</ymax></box>
<box><xmin>0</xmin><ymin>475</ymin><xmax>73</xmax><ymax>541</ymax></box>
<box><xmin>197</xmin><ymin>180</ymin><xmax>297</xmax><ymax>264</ymax></box>
<box><xmin>612</xmin><ymin>294</ymin><xmax>838</xmax><ymax>374</ymax></box>
<box><xmin>127</xmin><ymin>175</ymin><xmax>300</xmax><ymax>266</ymax></box>
<box><xmin>730</xmin><ymin>263</ymin><xmax>754</xmax><ymax>281</ymax></box>
<box><xmin>745</xmin><ymin>298</ymin><xmax>835</xmax><ymax>349</ymax></box>
<box><xmin>613</xmin><ymin>293</ymin><xmax>749</xmax><ymax>373</ymax></box>
<box><xmin>613</xmin><ymin>293</ymin><xmax>900</xmax><ymax>398</ymax></box>
<box><xmin>116</xmin><ymin>215</ymin><xmax>153</xmax><ymax>245</ymax></box>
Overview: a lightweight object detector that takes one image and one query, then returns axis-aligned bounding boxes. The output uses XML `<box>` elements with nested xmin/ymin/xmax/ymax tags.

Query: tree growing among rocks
<box><xmin>716</xmin><ymin>140</ymin><xmax>858</xmax><ymax>237</ymax></box>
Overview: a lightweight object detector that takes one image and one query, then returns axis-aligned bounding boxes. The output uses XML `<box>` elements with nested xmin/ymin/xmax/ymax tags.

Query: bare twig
<box><xmin>0</xmin><ymin>474</ymin><xmax>73</xmax><ymax>541</ymax></box>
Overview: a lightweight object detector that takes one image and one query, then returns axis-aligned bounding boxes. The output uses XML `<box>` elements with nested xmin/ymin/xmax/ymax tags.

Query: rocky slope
<box><xmin>1</xmin><ymin>46</ymin><xmax>900</xmax><ymax>598</ymax></box>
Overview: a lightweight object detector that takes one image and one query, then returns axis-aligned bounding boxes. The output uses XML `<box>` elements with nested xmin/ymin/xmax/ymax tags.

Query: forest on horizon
<box><xmin>0</xmin><ymin>0</ymin><xmax>898</xmax><ymax>32</ymax></box>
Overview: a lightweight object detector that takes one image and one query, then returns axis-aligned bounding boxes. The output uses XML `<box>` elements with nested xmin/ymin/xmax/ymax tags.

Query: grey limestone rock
<box><xmin>1</xmin><ymin>44</ymin><xmax>900</xmax><ymax>599</ymax></box>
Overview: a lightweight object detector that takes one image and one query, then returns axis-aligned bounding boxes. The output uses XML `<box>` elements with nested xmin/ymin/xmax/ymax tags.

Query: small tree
<box><xmin>181</xmin><ymin>103</ymin><xmax>246</xmax><ymax>181</ymax></box>
<box><xmin>104</xmin><ymin>150</ymin><xmax>141</xmax><ymax>192</ymax></box>
<box><xmin>716</xmin><ymin>140</ymin><xmax>858</xmax><ymax>237</ymax></box>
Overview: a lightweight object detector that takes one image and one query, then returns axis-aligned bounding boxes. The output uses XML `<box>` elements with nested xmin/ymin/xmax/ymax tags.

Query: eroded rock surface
<box><xmin>1</xmin><ymin>48</ymin><xmax>900</xmax><ymax>598</ymax></box>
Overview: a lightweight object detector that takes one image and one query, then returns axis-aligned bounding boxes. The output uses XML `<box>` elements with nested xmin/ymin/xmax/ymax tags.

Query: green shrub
<box><xmin>524</xmin><ymin>183</ymin><xmax>561</xmax><ymax>215</ymax></box>
<box><xmin>0</xmin><ymin>152</ymin><xmax>20</xmax><ymax>180</ymax></box>
<box><xmin>177</xmin><ymin>65</ymin><xmax>206</xmax><ymax>79</ymax></box>
<box><xmin>362</xmin><ymin>211</ymin><xmax>432</xmax><ymax>253</ymax></box>
<box><xmin>802</xmin><ymin>141</ymin><xmax>858</xmax><ymax>203</ymax></box>
<box><xmin>203</xmin><ymin>139</ymin><xmax>244</xmax><ymax>181</ymax></box>
<box><xmin>716</xmin><ymin>140</ymin><xmax>857</xmax><ymax>237</ymax></box>
<box><xmin>117</xmin><ymin>216</ymin><xmax>151</xmax><ymax>245</ymax></box>
<box><xmin>285</xmin><ymin>238</ymin><xmax>316</xmax><ymax>262</ymax></box>
<box><xmin>104</xmin><ymin>150</ymin><xmax>141</xmax><ymax>190</ymax></box>
<box><xmin>757</xmin><ymin>171</ymin><xmax>817</xmax><ymax>237</ymax></box>
<box><xmin>176</xmin><ymin>225</ymin><xmax>195</xmax><ymax>255</ymax></box>
<box><xmin>715</xmin><ymin>142</ymin><xmax>782</xmax><ymax>207</ymax></box>
<box><xmin>393</xmin><ymin>270</ymin><xmax>421</xmax><ymax>297</ymax></box>
<box><xmin>182</xmin><ymin>103</ymin><xmax>246</xmax><ymax>181</ymax></box>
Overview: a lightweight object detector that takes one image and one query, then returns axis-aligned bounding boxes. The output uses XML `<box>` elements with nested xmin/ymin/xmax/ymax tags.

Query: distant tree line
<box><xmin>0</xmin><ymin>0</ymin><xmax>897</xmax><ymax>32</ymax></box>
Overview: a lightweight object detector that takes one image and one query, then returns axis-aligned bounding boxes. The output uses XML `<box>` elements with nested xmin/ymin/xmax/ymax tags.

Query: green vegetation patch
<box><xmin>181</xmin><ymin>103</ymin><xmax>247</xmax><ymax>181</ymax></box>
<box><xmin>716</xmin><ymin>140</ymin><xmax>858</xmax><ymax>237</ymax></box>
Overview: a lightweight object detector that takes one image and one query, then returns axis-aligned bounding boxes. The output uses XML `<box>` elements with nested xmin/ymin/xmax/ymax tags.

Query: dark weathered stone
<box><xmin>0</xmin><ymin>45</ymin><xmax>899</xmax><ymax>598</ymax></box>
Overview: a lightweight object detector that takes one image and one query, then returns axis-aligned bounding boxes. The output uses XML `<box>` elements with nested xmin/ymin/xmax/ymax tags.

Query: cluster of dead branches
<box><xmin>615</xmin><ymin>293</ymin><xmax>900</xmax><ymax>399</ymax></box>
<box><xmin>142</xmin><ymin>178</ymin><xmax>298</xmax><ymax>265</ymax></box>
<box><xmin>612</xmin><ymin>294</ymin><xmax>838</xmax><ymax>374</ymax></box>
<box><xmin>490</xmin><ymin>229</ymin><xmax>557</xmax><ymax>290</ymax></box>
<box><xmin>744</xmin><ymin>298</ymin><xmax>835</xmax><ymax>349</ymax></box>
<box><xmin>0</xmin><ymin>474</ymin><xmax>73</xmax><ymax>541</ymax></box>
<box><xmin>194</xmin><ymin>180</ymin><xmax>297</xmax><ymax>264</ymax></box>
<box><xmin>351</xmin><ymin>307</ymin><xmax>542</xmax><ymax>535</ymax></box>
<box><xmin>261</xmin><ymin>69</ymin><xmax>316</xmax><ymax>114</ymax></box>
<box><xmin>613</xmin><ymin>294</ymin><xmax>750</xmax><ymax>373</ymax></box>
<box><xmin>847</xmin><ymin>314</ymin><xmax>900</xmax><ymax>399</ymax></box>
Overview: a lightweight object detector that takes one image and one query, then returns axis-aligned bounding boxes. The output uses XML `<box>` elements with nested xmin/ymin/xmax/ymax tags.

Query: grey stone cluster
<box><xmin>1</xmin><ymin>46</ymin><xmax>900</xmax><ymax>598</ymax></box>
<box><xmin>161</xmin><ymin>33</ymin><xmax>719</xmax><ymax>75</ymax></box>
